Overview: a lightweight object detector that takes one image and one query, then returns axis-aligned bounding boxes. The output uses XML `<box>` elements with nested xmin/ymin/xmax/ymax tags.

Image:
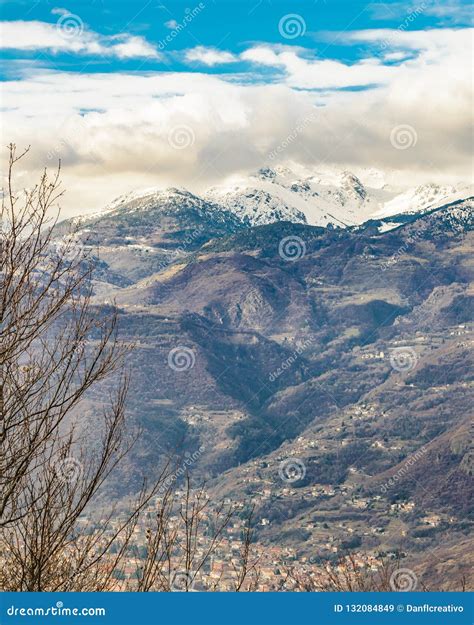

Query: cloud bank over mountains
<box><xmin>1</xmin><ymin>6</ymin><xmax>472</xmax><ymax>217</ymax></box>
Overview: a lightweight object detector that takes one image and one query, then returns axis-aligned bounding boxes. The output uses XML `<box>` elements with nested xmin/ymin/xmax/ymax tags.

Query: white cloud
<box><xmin>3</xmin><ymin>28</ymin><xmax>472</xmax><ymax>217</ymax></box>
<box><xmin>51</xmin><ymin>8</ymin><xmax>70</xmax><ymax>17</ymax></box>
<box><xmin>243</xmin><ymin>45</ymin><xmax>396</xmax><ymax>88</ymax></box>
<box><xmin>368</xmin><ymin>1</ymin><xmax>473</xmax><ymax>25</ymax></box>
<box><xmin>341</xmin><ymin>26</ymin><xmax>471</xmax><ymax>50</ymax></box>
<box><xmin>184</xmin><ymin>46</ymin><xmax>238</xmax><ymax>66</ymax></box>
<box><xmin>241</xmin><ymin>46</ymin><xmax>280</xmax><ymax>66</ymax></box>
<box><xmin>242</xmin><ymin>29</ymin><xmax>473</xmax><ymax>89</ymax></box>
<box><xmin>0</xmin><ymin>19</ymin><xmax>161</xmax><ymax>59</ymax></box>
<box><xmin>383</xmin><ymin>51</ymin><xmax>411</xmax><ymax>61</ymax></box>
<box><xmin>424</xmin><ymin>2</ymin><xmax>474</xmax><ymax>25</ymax></box>
<box><xmin>109</xmin><ymin>36</ymin><xmax>160</xmax><ymax>59</ymax></box>
<box><xmin>164</xmin><ymin>19</ymin><xmax>179</xmax><ymax>29</ymax></box>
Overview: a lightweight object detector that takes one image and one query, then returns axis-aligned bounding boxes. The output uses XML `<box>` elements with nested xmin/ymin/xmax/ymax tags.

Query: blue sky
<box><xmin>1</xmin><ymin>0</ymin><xmax>472</xmax><ymax>215</ymax></box>
<box><xmin>1</xmin><ymin>0</ymin><xmax>472</xmax><ymax>77</ymax></box>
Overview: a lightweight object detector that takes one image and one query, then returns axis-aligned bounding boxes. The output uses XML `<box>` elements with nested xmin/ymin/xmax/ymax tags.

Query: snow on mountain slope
<box><xmin>71</xmin><ymin>165</ymin><xmax>472</xmax><ymax>233</ymax></box>
<box><xmin>205</xmin><ymin>182</ymin><xmax>308</xmax><ymax>226</ymax></box>
<box><xmin>70</xmin><ymin>187</ymin><xmax>240</xmax><ymax>231</ymax></box>
<box><xmin>206</xmin><ymin>167</ymin><xmax>473</xmax><ymax>228</ymax></box>
<box><xmin>375</xmin><ymin>183</ymin><xmax>474</xmax><ymax>219</ymax></box>
<box><xmin>206</xmin><ymin>167</ymin><xmax>391</xmax><ymax>228</ymax></box>
<box><xmin>101</xmin><ymin>187</ymin><xmax>225</xmax><ymax>219</ymax></box>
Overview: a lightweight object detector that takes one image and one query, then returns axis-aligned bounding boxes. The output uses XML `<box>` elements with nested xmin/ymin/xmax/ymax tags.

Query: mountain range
<box><xmin>78</xmin><ymin>165</ymin><xmax>473</xmax><ymax>231</ymax></box>
<box><xmin>58</xmin><ymin>165</ymin><xmax>474</xmax><ymax>589</ymax></box>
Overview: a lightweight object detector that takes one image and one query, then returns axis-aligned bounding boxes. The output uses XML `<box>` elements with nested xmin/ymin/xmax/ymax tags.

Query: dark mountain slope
<box><xmin>57</xmin><ymin>197</ymin><xmax>472</xmax><ymax>580</ymax></box>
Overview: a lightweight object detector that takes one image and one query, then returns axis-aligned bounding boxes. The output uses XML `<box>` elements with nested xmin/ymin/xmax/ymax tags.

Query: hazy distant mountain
<box><xmin>68</xmin><ymin>165</ymin><xmax>473</xmax><ymax>235</ymax></box>
<box><xmin>205</xmin><ymin>166</ymin><xmax>473</xmax><ymax>228</ymax></box>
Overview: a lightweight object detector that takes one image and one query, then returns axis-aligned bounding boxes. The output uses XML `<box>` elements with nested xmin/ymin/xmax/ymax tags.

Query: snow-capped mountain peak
<box><xmin>205</xmin><ymin>185</ymin><xmax>308</xmax><ymax>226</ymax></box>
<box><xmin>340</xmin><ymin>171</ymin><xmax>367</xmax><ymax>201</ymax></box>
<box><xmin>206</xmin><ymin>167</ymin><xmax>472</xmax><ymax>229</ymax></box>
<box><xmin>374</xmin><ymin>183</ymin><xmax>472</xmax><ymax>219</ymax></box>
<box><xmin>107</xmin><ymin>186</ymin><xmax>197</xmax><ymax>212</ymax></box>
<box><xmin>74</xmin><ymin>166</ymin><xmax>472</xmax><ymax>233</ymax></box>
<box><xmin>205</xmin><ymin>166</ymin><xmax>383</xmax><ymax>227</ymax></box>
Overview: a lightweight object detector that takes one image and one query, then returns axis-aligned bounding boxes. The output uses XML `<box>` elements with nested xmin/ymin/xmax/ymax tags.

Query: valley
<box><xmin>58</xmin><ymin>169</ymin><xmax>474</xmax><ymax>590</ymax></box>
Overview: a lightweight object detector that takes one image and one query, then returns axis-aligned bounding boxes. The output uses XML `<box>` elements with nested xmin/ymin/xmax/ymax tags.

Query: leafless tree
<box><xmin>0</xmin><ymin>144</ymin><xmax>127</xmax><ymax>528</ymax></box>
<box><xmin>0</xmin><ymin>143</ymin><xmax>157</xmax><ymax>590</ymax></box>
<box><xmin>0</xmin><ymin>145</ymin><xmax>259</xmax><ymax>592</ymax></box>
<box><xmin>231</xmin><ymin>504</ymin><xmax>261</xmax><ymax>591</ymax></box>
<box><xmin>130</xmin><ymin>478</ymin><xmax>259</xmax><ymax>592</ymax></box>
<box><xmin>284</xmin><ymin>553</ymin><xmax>429</xmax><ymax>592</ymax></box>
